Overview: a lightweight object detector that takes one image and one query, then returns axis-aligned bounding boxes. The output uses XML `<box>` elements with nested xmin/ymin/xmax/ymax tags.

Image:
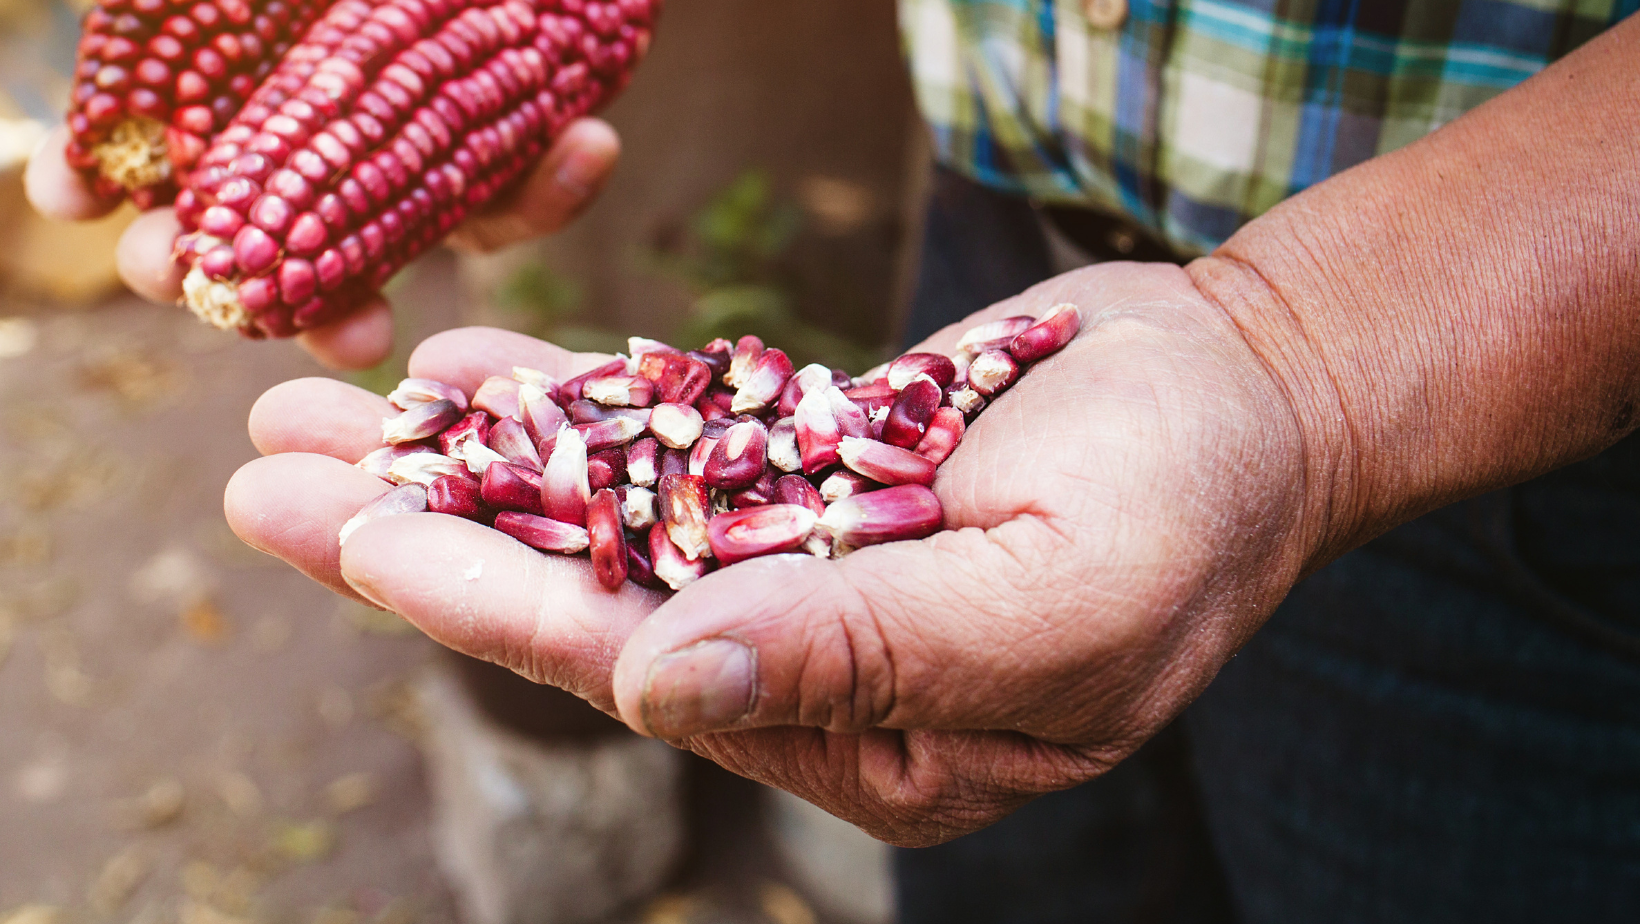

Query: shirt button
<box><xmin>1082</xmin><ymin>0</ymin><xmax>1128</xmax><ymax>30</ymax></box>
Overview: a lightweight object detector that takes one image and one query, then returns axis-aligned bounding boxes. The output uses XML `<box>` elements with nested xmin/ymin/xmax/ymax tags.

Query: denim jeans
<box><xmin>893</xmin><ymin>169</ymin><xmax>1640</xmax><ymax>923</ymax></box>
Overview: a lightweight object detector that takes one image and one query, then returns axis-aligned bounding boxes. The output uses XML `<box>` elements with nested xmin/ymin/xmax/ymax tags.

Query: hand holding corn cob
<box><xmin>226</xmin><ymin>261</ymin><xmax>1324</xmax><ymax>846</ymax></box>
<box><xmin>25</xmin><ymin>0</ymin><xmax>642</xmax><ymax>369</ymax></box>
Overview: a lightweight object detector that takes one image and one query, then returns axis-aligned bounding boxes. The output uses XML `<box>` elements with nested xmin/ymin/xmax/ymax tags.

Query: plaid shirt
<box><xmin>902</xmin><ymin>0</ymin><xmax>1638</xmax><ymax>255</ymax></box>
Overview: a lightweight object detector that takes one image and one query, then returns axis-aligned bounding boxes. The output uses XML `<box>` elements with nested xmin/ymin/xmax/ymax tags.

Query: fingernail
<box><xmin>640</xmin><ymin>638</ymin><xmax>756</xmax><ymax>738</ymax></box>
<box><xmin>342</xmin><ymin>573</ymin><xmax>393</xmax><ymax>612</ymax></box>
<box><xmin>554</xmin><ymin>148</ymin><xmax>605</xmax><ymax>199</ymax></box>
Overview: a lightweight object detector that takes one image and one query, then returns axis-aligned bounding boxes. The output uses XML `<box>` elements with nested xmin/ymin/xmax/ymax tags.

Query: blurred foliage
<box><xmin>496</xmin><ymin>168</ymin><xmax>881</xmax><ymax>373</ymax></box>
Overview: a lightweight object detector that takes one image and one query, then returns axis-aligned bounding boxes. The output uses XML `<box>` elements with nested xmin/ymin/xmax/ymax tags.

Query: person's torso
<box><xmin>901</xmin><ymin>0</ymin><xmax>1639</xmax><ymax>255</ymax></box>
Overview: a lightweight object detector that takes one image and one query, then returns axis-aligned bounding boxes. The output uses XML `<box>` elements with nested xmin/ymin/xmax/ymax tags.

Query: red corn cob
<box><xmin>586</xmin><ymin>488</ymin><xmax>627</xmax><ymax>590</ymax></box>
<box><xmin>171</xmin><ymin>0</ymin><xmax>660</xmax><ymax>337</ymax></box>
<box><xmin>66</xmin><ymin>0</ymin><xmax>332</xmax><ymax>208</ymax></box>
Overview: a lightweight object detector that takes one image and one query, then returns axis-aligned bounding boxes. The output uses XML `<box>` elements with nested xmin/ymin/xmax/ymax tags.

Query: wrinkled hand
<box><xmin>224</xmin><ymin>261</ymin><xmax>1333</xmax><ymax>846</ymax></box>
<box><xmin>23</xmin><ymin>119</ymin><xmax>620</xmax><ymax>370</ymax></box>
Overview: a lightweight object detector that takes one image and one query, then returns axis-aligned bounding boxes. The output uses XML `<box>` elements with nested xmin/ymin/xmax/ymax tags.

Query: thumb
<box><xmin>610</xmin><ymin>515</ymin><xmax>1084</xmax><ymax>740</ymax></box>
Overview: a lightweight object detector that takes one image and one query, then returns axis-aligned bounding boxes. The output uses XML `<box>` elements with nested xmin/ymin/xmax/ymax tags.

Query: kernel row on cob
<box><xmin>339</xmin><ymin>304</ymin><xmax>1082</xmax><ymax>592</ymax></box>
<box><xmin>66</xmin><ymin>0</ymin><xmax>659</xmax><ymax>337</ymax></box>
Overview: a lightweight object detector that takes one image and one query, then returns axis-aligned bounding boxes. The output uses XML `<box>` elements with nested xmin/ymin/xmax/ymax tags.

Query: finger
<box><xmin>115</xmin><ymin>207</ymin><xmax>186</xmax><ymax>303</ymax></box>
<box><xmin>223</xmin><ymin>452</ymin><xmax>392</xmax><ymax>602</ymax></box>
<box><xmin>338</xmin><ymin>512</ymin><xmax>663</xmax><ymax>709</ymax></box>
<box><xmin>248</xmin><ymin>377</ymin><xmax>395</xmax><ymax>460</ymax></box>
<box><xmin>23</xmin><ymin>126</ymin><xmax>119</xmax><ymax>222</ymax></box>
<box><xmin>446</xmin><ymin>118</ymin><xmax>620</xmax><ymax>253</ymax></box>
<box><xmin>610</xmin><ymin>514</ymin><xmax>1134</xmax><ymax>741</ymax></box>
<box><xmin>406</xmin><ymin>325</ymin><xmax>612</xmax><ymax>395</ymax></box>
<box><xmin>295</xmin><ymin>296</ymin><xmax>395</xmax><ymax>370</ymax></box>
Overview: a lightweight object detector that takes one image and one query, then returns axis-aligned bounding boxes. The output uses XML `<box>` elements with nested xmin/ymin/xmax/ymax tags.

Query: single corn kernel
<box><xmin>626</xmin><ymin>539</ymin><xmax>664</xmax><ymax>590</ymax></box>
<box><xmin>725</xmin><ymin>334</ymin><xmax>764</xmax><ymax>389</ymax></box>
<box><xmin>460</xmin><ymin>439</ymin><xmax>510</xmax><ymax>477</ymax></box>
<box><xmin>481</xmin><ymin>461</ymin><xmax>545</xmax><ymax>516</ymax></box>
<box><xmin>819</xmin><ymin>469</ymin><xmax>874</xmax><ymax>504</ymax></box>
<box><xmin>428</xmin><ymin>473</ymin><xmax>488</xmax><ymax>522</ymax></box>
<box><xmin>542</xmin><ymin>425</ymin><xmax>590</xmax><ymax>526</ymax></box>
<box><xmin>649</xmin><ymin>521</ymin><xmax>710</xmax><ymax>590</ymax></box>
<box><xmin>569</xmin><ymin>400</ymin><xmax>653</xmax><ymax>427</ymax></box>
<box><xmin>649</xmin><ymin>402</ymin><xmax>704</xmax><ymax>450</ymax></box>
<box><xmin>838</xmin><ymin>436</ymin><xmax>937</xmax><ymax>487</ymax></box>
<box><xmin>886</xmin><ymin>353</ymin><xmax>957</xmax><ymax>390</ymax></box>
<box><xmin>382</xmin><ymin>398</ymin><xmax>462</xmax><ymax>444</ymax></box>
<box><xmin>703</xmin><ymin>418</ymin><xmax>768</xmax><ymax>490</ymax></box>
<box><xmin>583</xmin><ymin>375</ymin><xmax>655</xmax><ymax>408</ymax></box>
<box><xmin>519</xmin><ymin>384</ymin><xmax>569</xmax><ymax>450</ymax></box>
<box><xmin>707</xmin><ymin>504</ymin><xmax>820</xmax><ymax>565</ymax></box>
<box><xmin>657</xmin><ymin>473</ymin><xmax>712</xmax><ymax>561</ymax></box>
<box><xmin>967</xmin><ymin>349</ymin><xmax>1020</xmax><ymax>397</ymax></box>
<box><xmin>495</xmin><ymin>512</ymin><xmax>590</xmax><ymax>554</ymax></box>
<box><xmin>486</xmin><ymin>416</ymin><xmax>542</xmax><ymax>470</ymax></box>
<box><xmin>512</xmin><ymin>367</ymin><xmax>561</xmax><ymax>398</ymax></box>
<box><xmin>388</xmin><ymin>451</ymin><xmax>467</xmax><ymax>486</ymax></box>
<box><xmin>339</xmin><ymin>483</ymin><xmax>428</xmax><ymax>546</ymax></box>
<box><xmin>587</xmin><ymin>447</ymin><xmax>628</xmax><ymax>493</ymax></box>
<box><xmin>439</xmin><ymin>412</ymin><xmax>492</xmax><ymax>459</ymax></box>
<box><xmin>794</xmin><ymin>385</ymin><xmax>842</xmax><ymax>474</ymax></box>
<box><xmin>956</xmin><ymin>316</ymin><xmax>1036</xmax><ymax>357</ymax></box>
<box><xmin>767</xmin><ymin>417</ymin><xmax>802</xmax><ymax>473</ymax></box>
<box><xmin>619</xmin><ymin>485</ymin><xmax>659</xmax><ymax>531</ymax></box>
<box><xmin>358</xmin><ymin>444</ymin><xmax>433</xmax><ymax>481</ymax></box>
<box><xmin>587</xmin><ymin>489</ymin><xmax>629</xmax><ymax>591</ymax></box>
<box><xmin>947</xmin><ymin>385</ymin><xmax>987</xmax><ymax>416</ymax></box>
<box><xmin>626</xmin><ymin>437</ymin><xmax>660</xmax><ymax>487</ymax></box>
<box><xmin>826</xmin><ymin>386</ymin><xmax>871</xmax><ymax>439</ymax></box>
<box><xmin>560</xmin><ymin>359</ymin><xmax>630</xmax><ymax>405</ymax></box>
<box><xmin>777</xmin><ymin>363</ymin><xmax>835</xmax><ymax>417</ymax></box>
<box><xmin>818</xmin><ymin>484</ymin><xmax>944</xmax><ymax>550</ymax></box>
<box><xmin>573</xmin><ymin>417</ymin><xmax>646</xmax><ymax>453</ymax></box>
<box><xmin>914</xmin><ymin>407</ymin><xmax>966</xmax><ymax>465</ymax></box>
<box><xmin>472</xmin><ymin>376</ymin><xmax>524</xmax><ymax>421</ymax></box>
<box><xmin>389</xmin><ymin>378</ymin><xmax>469</xmax><ymax>412</ymax></box>
<box><xmin>637</xmin><ymin>352</ymin><xmax>712</xmax><ymax>406</ymax></box>
<box><xmin>842</xmin><ymin>382</ymin><xmax>896</xmax><ymax>417</ymax></box>
<box><xmin>1008</xmin><ymin>303</ymin><xmax>1082</xmax><ymax>363</ymax></box>
<box><xmin>772</xmin><ymin>474</ymin><xmax>826</xmax><ymax>516</ymax></box>
<box><xmin>881</xmin><ymin>376</ymin><xmax>941</xmax><ymax>449</ymax></box>
<box><xmin>730</xmin><ymin>348</ymin><xmax>794</xmax><ymax>414</ymax></box>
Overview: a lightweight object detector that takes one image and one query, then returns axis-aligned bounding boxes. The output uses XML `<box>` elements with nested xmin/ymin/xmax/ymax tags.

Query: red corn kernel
<box><xmin>947</xmin><ymin>385</ymin><xmax>986</xmax><ymax>416</ymax></box>
<box><xmin>649</xmin><ymin>521</ymin><xmax>709</xmax><ymax>591</ymax></box>
<box><xmin>573</xmin><ymin>417</ymin><xmax>645</xmax><ymax>453</ymax></box>
<box><xmin>794</xmin><ymin>385</ymin><xmax>841</xmax><ymax>475</ymax></box>
<box><xmin>767</xmin><ymin>417</ymin><xmax>801</xmax><ymax>473</ymax></box>
<box><xmin>389</xmin><ymin>376</ymin><xmax>469</xmax><ymax>411</ymax></box>
<box><xmin>382</xmin><ymin>397</ymin><xmax>461</xmax><ymax>443</ymax></box>
<box><xmin>707</xmin><ymin>504</ymin><xmax>820</xmax><ymax>565</ymax></box>
<box><xmin>587</xmin><ymin>447</ymin><xmax>628</xmax><ymax>492</ymax></box>
<box><xmin>518</xmin><ymin>384</ymin><xmax>568</xmax><ymax>449</ymax></box>
<box><xmin>967</xmin><ymin>349</ymin><xmax>1020</xmax><ymax>397</ymax></box>
<box><xmin>626</xmin><ymin>538</ymin><xmax>664</xmax><ymax>590</ymax></box>
<box><xmin>881</xmin><ymin>376</ymin><xmax>941</xmax><ymax>449</ymax></box>
<box><xmin>838</xmin><ymin>437</ymin><xmax>937</xmax><ymax>487</ymax></box>
<box><xmin>357</xmin><ymin>444</ymin><xmax>434</xmax><ymax>481</ymax></box>
<box><xmin>1007</xmin><ymin>303</ymin><xmax>1082</xmax><ymax>363</ymax></box>
<box><xmin>649</xmin><ymin>402</ymin><xmax>704</xmax><ymax>450</ymax></box>
<box><xmin>637</xmin><ymin>352</ymin><xmax>712</xmax><ymax>406</ymax></box>
<box><xmin>725</xmin><ymin>334</ymin><xmax>763</xmax><ymax>389</ymax></box>
<box><xmin>842</xmin><ymin>382</ymin><xmax>896</xmax><ymax>417</ymax></box>
<box><xmin>703</xmin><ymin>418</ymin><xmax>768</xmax><ymax>490</ymax></box>
<box><xmin>772</xmin><ymin>474</ymin><xmax>826</xmax><ymax>517</ymax></box>
<box><xmin>427</xmin><ymin>473</ymin><xmax>487</xmax><ymax>521</ymax></box>
<box><xmin>625</xmin><ymin>437</ymin><xmax>660</xmax><ymax>488</ymax></box>
<box><xmin>818</xmin><ymin>484</ymin><xmax>944</xmax><ymax>550</ymax></box>
<box><xmin>729</xmin><ymin>347</ymin><xmax>793</xmax><ymax>414</ymax></box>
<box><xmin>480</xmin><ymin>460</ymin><xmax>545</xmax><ymax>515</ymax></box>
<box><xmin>657</xmin><ymin>473</ymin><xmax>711</xmax><ymax>561</ymax></box>
<box><xmin>956</xmin><ymin>316</ymin><xmax>1036</xmax><ymax>357</ymax></box>
<box><xmin>338</xmin><ymin>482</ymin><xmax>427</xmax><ymax>545</ymax></box>
<box><xmin>438</xmin><ymin>411</ymin><xmax>492</xmax><ymax>457</ymax></box>
<box><xmin>914</xmin><ymin>407</ymin><xmax>966</xmax><ymax>465</ymax></box>
<box><xmin>819</xmin><ymin>469</ymin><xmax>874</xmax><ymax>504</ymax></box>
<box><xmin>559</xmin><ymin>358</ymin><xmax>629</xmax><ymax>404</ymax></box>
<box><xmin>541</xmin><ymin>425</ymin><xmax>590</xmax><ymax>526</ymax></box>
<box><xmin>619</xmin><ymin>485</ymin><xmax>659</xmax><ymax>531</ymax></box>
<box><xmin>472</xmin><ymin>375</ymin><xmax>523</xmax><ymax>420</ymax></box>
<box><xmin>886</xmin><ymin>352</ymin><xmax>957</xmax><ymax>390</ymax></box>
<box><xmin>495</xmin><ymin>511</ymin><xmax>589</xmax><ymax>554</ymax></box>
<box><xmin>587</xmin><ymin>489</ymin><xmax>628</xmax><ymax>590</ymax></box>
<box><xmin>388</xmin><ymin>452</ymin><xmax>468</xmax><ymax>487</ymax></box>
<box><xmin>486</xmin><ymin>416</ymin><xmax>542</xmax><ymax>470</ymax></box>
<box><xmin>583</xmin><ymin>374</ymin><xmax>655</xmax><ymax>408</ymax></box>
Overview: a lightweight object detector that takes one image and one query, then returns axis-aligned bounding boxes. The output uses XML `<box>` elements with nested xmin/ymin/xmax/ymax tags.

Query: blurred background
<box><xmin>0</xmin><ymin>1</ymin><xmax>928</xmax><ymax>922</ymax></box>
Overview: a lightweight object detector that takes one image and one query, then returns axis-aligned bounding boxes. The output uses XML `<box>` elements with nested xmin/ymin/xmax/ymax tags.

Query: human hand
<box><xmin>23</xmin><ymin>118</ymin><xmax>620</xmax><ymax>370</ymax></box>
<box><xmin>225</xmin><ymin>261</ymin><xmax>1337</xmax><ymax>846</ymax></box>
